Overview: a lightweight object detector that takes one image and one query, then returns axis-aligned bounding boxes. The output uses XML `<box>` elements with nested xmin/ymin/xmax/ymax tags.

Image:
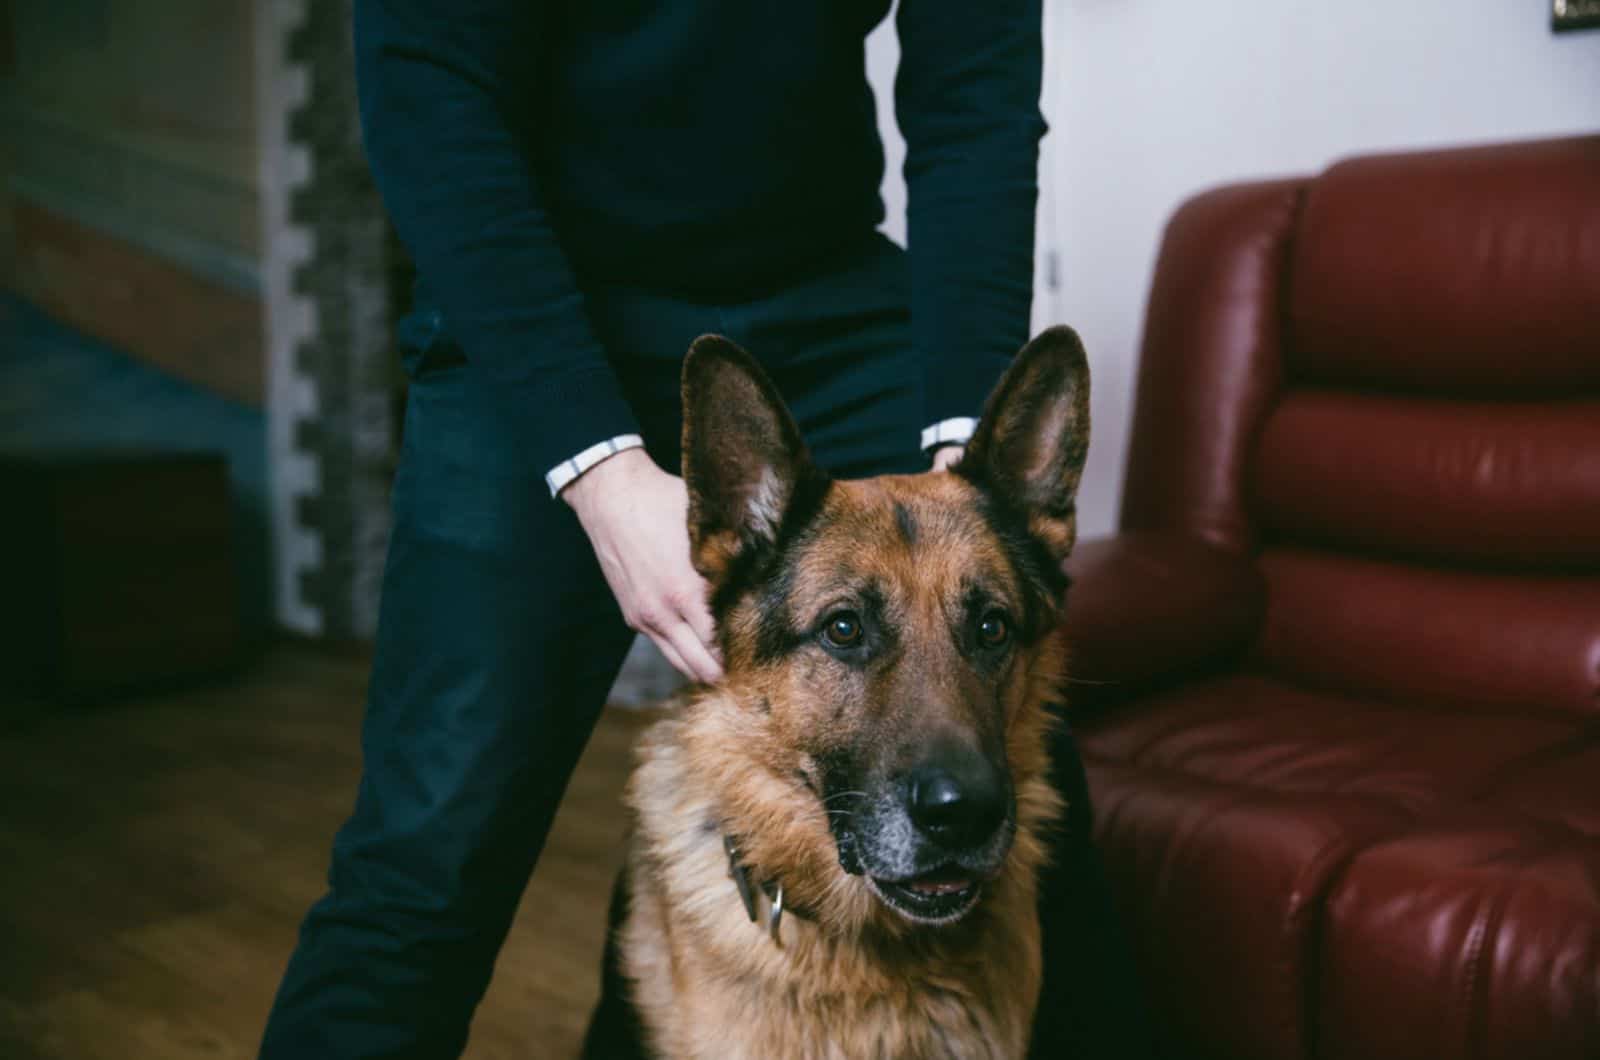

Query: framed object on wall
<box><xmin>1553</xmin><ymin>0</ymin><xmax>1600</xmax><ymax>31</ymax></box>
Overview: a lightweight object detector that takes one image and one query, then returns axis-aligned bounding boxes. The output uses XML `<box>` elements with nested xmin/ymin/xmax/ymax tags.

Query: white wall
<box><xmin>869</xmin><ymin>2</ymin><xmax>1600</xmax><ymax>536</ymax></box>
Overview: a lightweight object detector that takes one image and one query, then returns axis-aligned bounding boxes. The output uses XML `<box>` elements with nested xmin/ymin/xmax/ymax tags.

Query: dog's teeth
<box><xmin>910</xmin><ymin>878</ymin><xmax>972</xmax><ymax>896</ymax></box>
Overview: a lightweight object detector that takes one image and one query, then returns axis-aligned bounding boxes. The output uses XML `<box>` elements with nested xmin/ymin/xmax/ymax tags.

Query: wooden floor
<box><xmin>0</xmin><ymin>646</ymin><xmax>654</xmax><ymax>1060</ymax></box>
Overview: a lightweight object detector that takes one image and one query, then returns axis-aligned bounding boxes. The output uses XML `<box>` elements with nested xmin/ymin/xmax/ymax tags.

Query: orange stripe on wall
<box><xmin>7</xmin><ymin>201</ymin><xmax>265</xmax><ymax>407</ymax></box>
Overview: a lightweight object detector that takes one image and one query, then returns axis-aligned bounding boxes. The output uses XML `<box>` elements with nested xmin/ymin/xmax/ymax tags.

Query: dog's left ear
<box><xmin>681</xmin><ymin>335</ymin><xmax>824</xmax><ymax>585</ymax></box>
<box><xmin>957</xmin><ymin>326</ymin><xmax>1091</xmax><ymax>563</ymax></box>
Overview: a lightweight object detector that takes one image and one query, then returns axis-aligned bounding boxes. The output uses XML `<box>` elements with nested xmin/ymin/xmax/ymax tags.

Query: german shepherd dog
<box><xmin>620</xmin><ymin>327</ymin><xmax>1090</xmax><ymax>1059</ymax></box>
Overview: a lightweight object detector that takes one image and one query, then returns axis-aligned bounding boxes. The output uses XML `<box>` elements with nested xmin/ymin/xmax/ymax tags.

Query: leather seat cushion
<box><xmin>1319</xmin><ymin>817</ymin><xmax>1600</xmax><ymax>1060</ymax></box>
<box><xmin>1079</xmin><ymin>673</ymin><xmax>1575</xmax><ymax>813</ymax></box>
<box><xmin>1076</xmin><ymin>672</ymin><xmax>1595</xmax><ymax>1060</ymax></box>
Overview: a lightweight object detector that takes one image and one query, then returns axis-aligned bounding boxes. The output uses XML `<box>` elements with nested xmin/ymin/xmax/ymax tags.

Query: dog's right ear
<box><xmin>681</xmin><ymin>335</ymin><xmax>824</xmax><ymax>586</ymax></box>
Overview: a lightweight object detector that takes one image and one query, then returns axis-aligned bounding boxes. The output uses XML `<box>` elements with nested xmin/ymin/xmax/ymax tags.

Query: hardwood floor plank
<box><xmin>0</xmin><ymin>646</ymin><xmax>656</xmax><ymax>1059</ymax></box>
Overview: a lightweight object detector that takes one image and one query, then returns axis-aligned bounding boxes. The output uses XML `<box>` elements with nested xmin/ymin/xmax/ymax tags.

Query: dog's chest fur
<box><xmin>620</xmin><ymin>709</ymin><xmax>1044</xmax><ymax>1060</ymax></box>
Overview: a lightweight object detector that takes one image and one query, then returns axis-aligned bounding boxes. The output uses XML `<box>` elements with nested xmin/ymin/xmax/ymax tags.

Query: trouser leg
<box><xmin>260</xmin><ymin>344</ymin><xmax>638</xmax><ymax>1059</ymax></box>
<box><xmin>1028</xmin><ymin>716</ymin><xmax>1163</xmax><ymax>1059</ymax></box>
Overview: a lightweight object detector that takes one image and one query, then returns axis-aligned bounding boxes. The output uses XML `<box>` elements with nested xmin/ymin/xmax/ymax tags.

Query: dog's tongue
<box><xmin>907</xmin><ymin>868</ymin><xmax>976</xmax><ymax>896</ymax></box>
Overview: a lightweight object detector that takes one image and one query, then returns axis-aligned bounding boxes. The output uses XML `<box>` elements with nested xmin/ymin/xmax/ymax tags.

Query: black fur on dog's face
<box><xmin>681</xmin><ymin>329</ymin><xmax>1090</xmax><ymax>927</ymax></box>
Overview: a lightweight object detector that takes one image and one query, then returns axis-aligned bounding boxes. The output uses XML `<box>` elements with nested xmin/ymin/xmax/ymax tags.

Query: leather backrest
<box><xmin>1252</xmin><ymin>392</ymin><xmax>1600</xmax><ymax>569</ymax></box>
<box><xmin>1285</xmin><ymin>137</ymin><xmax>1600</xmax><ymax>395</ymax></box>
<box><xmin>1124</xmin><ymin>136</ymin><xmax>1600</xmax><ymax>718</ymax></box>
<box><xmin>1252</xmin><ymin>137</ymin><xmax>1600</xmax><ymax>717</ymax></box>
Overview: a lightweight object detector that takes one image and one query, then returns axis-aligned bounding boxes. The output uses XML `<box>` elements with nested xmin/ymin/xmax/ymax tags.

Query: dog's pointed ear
<box><xmin>681</xmin><ymin>335</ymin><xmax>823</xmax><ymax>584</ymax></box>
<box><xmin>958</xmin><ymin>326</ymin><xmax>1091</xmax><ymax>563</ymax></box>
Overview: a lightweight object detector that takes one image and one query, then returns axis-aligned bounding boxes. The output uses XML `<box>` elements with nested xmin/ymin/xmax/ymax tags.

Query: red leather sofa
<box><xmin>1062</xmin><ymin>135</ymin><xmax>1600</xmax><ymax>1060</ymax></box>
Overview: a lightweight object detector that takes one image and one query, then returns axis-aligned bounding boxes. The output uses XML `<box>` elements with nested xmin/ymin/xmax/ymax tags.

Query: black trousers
<box><xmin>259</xmin><ymin>235</ymin><xmax>1157</xmax><ymax>1058</ymax></box>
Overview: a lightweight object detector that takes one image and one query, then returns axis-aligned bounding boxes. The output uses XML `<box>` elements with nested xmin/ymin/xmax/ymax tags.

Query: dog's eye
<box><xmin>822</xmin><ymin>611</ymin><xmax>864</xmax><ymax>649</ymax></box>
<box><xmin>978</xmin><ymin>611</ymin><xmax>1011</xmax><ymax>649</ymax></box>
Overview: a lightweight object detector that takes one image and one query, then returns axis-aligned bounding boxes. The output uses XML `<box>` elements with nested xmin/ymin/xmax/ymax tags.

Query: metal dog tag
<box><xmin>768</xmin><ymin>884</ymin><xmax>784</xmax><ymax>946</ymax></box>
<box><xmin>724</xmin><ymin>834</ymin><xmax>759</xmax><ymax>923</ymax></box>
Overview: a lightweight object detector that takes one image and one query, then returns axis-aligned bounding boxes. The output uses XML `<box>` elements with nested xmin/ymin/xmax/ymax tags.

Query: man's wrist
<box><xmin>920</xmin><ymin>416</ymin><xmax>977</xmax><ymax>452</ymax></box>
<box><xmin>547</xmin><ymin>434</ymin><xmax>646</xmax><ymax>498</ymax></box>
<box><xmin>560</xmin><ymin>445</ymin><xmax>658</xmax><ymax>522</ymax></box>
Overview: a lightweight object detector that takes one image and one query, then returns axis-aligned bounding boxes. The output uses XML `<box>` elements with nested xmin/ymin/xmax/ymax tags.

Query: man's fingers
<box><xmin>665</xmin><ymin>621</ymin><xmax>723</xmax><ymax>684</ymax></box>
<box><xmin>649</xmin><ymin>633</ymin><xmax>693</xmax><ymax>684</ymax></box>
<box><xmin>683</xmin><ymin>596</ymin><xmax>721</xmax><ymax>667</ymax></box>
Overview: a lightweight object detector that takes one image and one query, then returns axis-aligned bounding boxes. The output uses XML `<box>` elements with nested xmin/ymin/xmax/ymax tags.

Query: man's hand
<box><xmin>562</xmin><ymin>448</ymin><xmax>723</xmax><ymax>684</ymax></box>
<box><xmin>930</xmin><ymin>445</ymin><xmax>964</xmax><ymax>472</ymax></box>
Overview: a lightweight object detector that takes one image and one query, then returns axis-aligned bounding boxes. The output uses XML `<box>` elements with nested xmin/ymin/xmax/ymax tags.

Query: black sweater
<box><xmin>354</xmin><ymin>0</ymin><xmax>1045</xmax><ymax>476</ymax></box>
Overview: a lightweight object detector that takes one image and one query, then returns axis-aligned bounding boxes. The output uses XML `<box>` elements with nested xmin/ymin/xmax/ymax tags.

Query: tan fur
<box><xmin>621</xmin><ymin>474</ymin><xmax>1068</xmax><ymax>1060</ymax></box>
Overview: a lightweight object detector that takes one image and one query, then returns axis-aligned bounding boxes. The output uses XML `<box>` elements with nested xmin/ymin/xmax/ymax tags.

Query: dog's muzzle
<box><xmin>826</xmin><ymin>759</ymin><xmax>1016</xmax><ymax>927</ymax></box>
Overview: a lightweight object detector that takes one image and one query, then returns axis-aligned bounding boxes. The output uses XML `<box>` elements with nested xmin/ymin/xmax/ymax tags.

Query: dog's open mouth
<box><xmin>867</xmin><ymin>866</ymin><xmax>983</xmax><ymax>924</ymax></box>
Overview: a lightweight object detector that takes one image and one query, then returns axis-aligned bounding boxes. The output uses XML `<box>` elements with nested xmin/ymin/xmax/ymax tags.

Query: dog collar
<box><xmin>722</xmin><ymin>833</ymin><xmax>786</xmax><ymax>945</ymax></box>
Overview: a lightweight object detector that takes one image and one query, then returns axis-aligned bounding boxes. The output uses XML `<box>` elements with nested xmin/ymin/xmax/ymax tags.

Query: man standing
<box><xmin>260</xmin><ymin>2</ymin><xmax>1156</xmax><ymax>1056</ymax></box>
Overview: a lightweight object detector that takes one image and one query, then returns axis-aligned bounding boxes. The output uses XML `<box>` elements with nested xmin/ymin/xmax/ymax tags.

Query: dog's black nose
<box><xmin>907</xmin><ymin>760</ymin><xmax>1006</xmax><ymax>849</ymax></box>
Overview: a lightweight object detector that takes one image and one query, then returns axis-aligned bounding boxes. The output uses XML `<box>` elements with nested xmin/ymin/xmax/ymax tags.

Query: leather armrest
<box><xmin>1061</xmin><ymin>531</ymin><xmax>1265</xmax><ymax>706</ymax></box>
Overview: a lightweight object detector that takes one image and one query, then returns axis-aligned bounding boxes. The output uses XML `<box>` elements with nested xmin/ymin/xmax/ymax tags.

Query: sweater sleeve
<box><xmin>894</xmin><ymin>0</ymin><xmax>1047</xmax><ymax>427</ymax></box>
<box><xmin>353</xmin><ymin>0</ymin><xmax>640</xmax><ymax>478</ymax></box>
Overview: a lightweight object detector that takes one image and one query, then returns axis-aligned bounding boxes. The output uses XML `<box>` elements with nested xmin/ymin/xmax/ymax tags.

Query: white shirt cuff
<box><xmin>920</xmin><ymin>417</ymin><xmax>977</xmax><ymax>452</ymax></box>
<box><xmin>545</xmin><ymin>434</ymin><xmax>646</xmax><ymax>497</ymax></box>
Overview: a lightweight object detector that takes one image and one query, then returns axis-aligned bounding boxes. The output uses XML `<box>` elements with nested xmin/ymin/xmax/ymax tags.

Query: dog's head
<box><xmin>680</xmin><ymin>328</ymin><xmax>1088</xmax><ymax>930</ymax></box>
